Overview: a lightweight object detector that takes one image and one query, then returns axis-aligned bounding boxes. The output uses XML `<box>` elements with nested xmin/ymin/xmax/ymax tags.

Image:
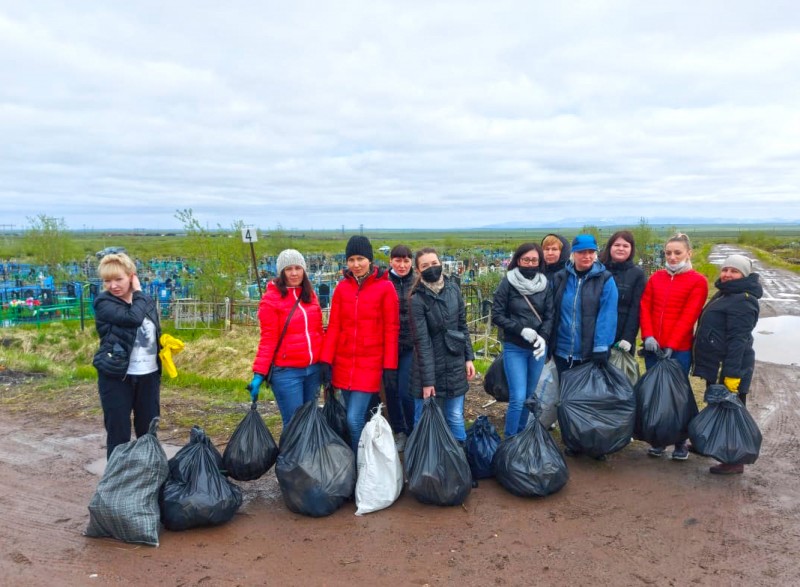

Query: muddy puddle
<box><xmin>753</xmin><ymin>316</ymin><xmax>800</xmax><ymax>366</ymax></box>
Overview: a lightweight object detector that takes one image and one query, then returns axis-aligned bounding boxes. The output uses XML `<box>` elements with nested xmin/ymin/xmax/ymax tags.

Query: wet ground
<box><xmin>1</xmin><ymin>245</ymin><xmax>800</xmax><ymax>586</ymax></box>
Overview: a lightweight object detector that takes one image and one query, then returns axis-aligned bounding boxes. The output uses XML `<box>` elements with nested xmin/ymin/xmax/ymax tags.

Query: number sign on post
<box><xmin>242</xmin><ymin>227</ymin><xmax>262</xmax><ymax>299</ymax></box>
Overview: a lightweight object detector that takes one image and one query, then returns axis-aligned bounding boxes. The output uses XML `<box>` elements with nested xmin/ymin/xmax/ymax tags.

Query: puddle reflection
<box><xmin>753</xmin><ymin>316</ymin><xmax>800</xmax><ymax>366</ymax></box>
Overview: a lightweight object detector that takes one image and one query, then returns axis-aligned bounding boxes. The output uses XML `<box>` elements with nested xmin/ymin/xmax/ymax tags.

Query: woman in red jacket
<box><xmin>248</xmin><ymin>249</ymin><xmax>325</xmax><ymax>427</ymax></box>
<box><xmin>639</xmin><ymin>233</ymin><xmax>708</xmax><ymax>460</ymax></box>
<box><xmin>320</xmin><ymin>236</ymin><xmax>400</xmax><ymax>452</ymax></box>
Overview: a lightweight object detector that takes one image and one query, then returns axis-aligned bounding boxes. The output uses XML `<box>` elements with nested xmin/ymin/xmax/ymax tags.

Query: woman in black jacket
<box><xmin>598</xmin><ymin>230</ymin><xmax>646</xmax><ymax>354</ymax></box>
<box><xmin>93</xmin><ymin>253</ymin><xmax>162</xmax><ymax>459</ymax></box>
<box><xmin>410</xmin><ymin>247</ymin><xmax>475</xmax><ymax>442</ymax></box>
<box><xmin>693</xmin><ymin>254</ymin><xmax>762</xmax><ymax>475</ymax></box>
<box><xmin>383</xmin><ymin>244</ymin><xmax>416</xmax><ymax>449</ymax></box>
<box><xmin>492</xmin><ymin>243</ymin><xmax>554</xmax><ymax>437</ymax></box>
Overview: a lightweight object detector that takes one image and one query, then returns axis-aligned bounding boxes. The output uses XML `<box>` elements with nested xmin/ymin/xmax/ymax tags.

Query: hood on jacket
<box><xmin>542</xmin><ymin>233</ymin><xmax>571</xmax><ymax>273</ymax></box>
<box><xmin>714</xmin><ymin>272</ymin><xmax>763</xmax><ymax>299</ymax></box>
<box><xmin>565</xmin><ymin>259</ymin><xmax>607</xmax><ymax>279</ymax></box>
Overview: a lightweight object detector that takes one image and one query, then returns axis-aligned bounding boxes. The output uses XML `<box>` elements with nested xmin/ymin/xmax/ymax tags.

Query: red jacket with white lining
<box><xmin>252</xmin><ymin>282</ymin><xmax>324</xmax><ymax>374</ymax></box>
<box><xmin>640</xmin><ymin>268</ymin><xmax>708</xmax><ymax>352</ymax></box>
<box><xmin>320</xmin><ymin>267</ymin><xmax>399</xmax><ymax>393</ymax></box>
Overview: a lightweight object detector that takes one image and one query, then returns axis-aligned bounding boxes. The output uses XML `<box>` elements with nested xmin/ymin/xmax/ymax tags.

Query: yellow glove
<box><xmin>723</xmin><ymin>377</ymin><xmax>741</xmax><ymax>393</ymax></box>
<box><xmin>159</xmin><ymin>334</ymin><xmax>185</xmax><ymax>379</ymax></box>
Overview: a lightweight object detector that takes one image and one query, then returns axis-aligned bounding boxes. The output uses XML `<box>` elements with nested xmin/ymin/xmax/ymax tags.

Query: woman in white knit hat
<box><xmin>692</xmin><ymin>254</ymin><xmax>762</xmax><ymax>475</ymax></box>
<box><xmin>248</xmin><ymin>249</ymin><xmax>325</xmax><ymax>427</ymax></box>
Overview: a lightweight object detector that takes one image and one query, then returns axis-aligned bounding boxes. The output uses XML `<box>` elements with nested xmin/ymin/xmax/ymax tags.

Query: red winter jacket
<box><xmin>252</xmin><ymin>283</ymin><xmax>324</xmax><ymax>374</ymax></box>
<box><xmin>640</xmin><ymin>268</ymin><xmax>708</xmax><ymax>352</ymax></box>
<box><xmin>320</xmin><ymin>267</ymin><xmax>399</xmax><ymax>393</ymax></box>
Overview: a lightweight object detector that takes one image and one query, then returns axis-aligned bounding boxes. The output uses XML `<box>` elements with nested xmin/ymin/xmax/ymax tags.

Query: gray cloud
<box><xmin>1</xmin><ymin>0</ymin><xmax>799</xmax><ymax>230</ymax></box>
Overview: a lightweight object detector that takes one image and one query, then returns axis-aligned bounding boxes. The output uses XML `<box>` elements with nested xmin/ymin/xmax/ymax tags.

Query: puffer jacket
<box><xmin>552</xmin><ymin>261</ymin><xmax>618</xmax><ymax>361</ymax></box>
<box><xmin>492</xmin><ymin>274</ymin><xmax>554</xmax><ymax>348</ymax></box>
<box><xmin>388</xmin><ymin>269</ymin><xmax>415</xmax><ymax>351</ymax></box>
<box><xmin>606</xmin><ymin>260</ymin><xmax>646</xmax><ymax>347</ymax></box>
<box><xmin>320</xmin><ymin>267</ymin><xmax>399</xmax><ymax>393</ymax></box>
<box><xmin>410</xmin><ymin>277</ymin><xmax>474</xmax><ymax>399</ymax></box>
<box><xmin>640</xmin><ymin>268</ymin><xmax>708</xmax><ymax>352</ymax></box>
<box><xmin>252</xmin><ymin>282</ymin><xmax>324</xmax><ymax>375</ymax></box>
<box><xmin>693</xmin><ymin>273</ymin><xmax>762</xmax><ymax>393</ymax></box>
<box><xmin>542</xmin><ymin>233</ymin><xmax>571</xmax><ymax>279</ymax></box>
<box><xmin>93</xmin><ymin>290</ymin><xmax>162</xmax><ymax>376</ymax></box>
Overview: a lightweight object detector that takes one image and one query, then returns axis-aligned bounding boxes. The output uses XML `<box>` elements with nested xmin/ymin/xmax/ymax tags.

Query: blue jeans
<box><xmin>644</xmin><ymin>350</ymin><xmax>691</xmax><ymax>376</ymax></box>
<box><xmin>270</xmin><ymin>364</ymin><xmax>320</xmax><ymax>427</ymax></box>
<box><xmin>341</xmin><ymin>389</ymin><xmax>376</xmax><ymax>453</ymax></box>
<box><xmin>502</xmin><ymin>340</ymin><xmax>546</xmax><ymax>437</ymax></box>
<box><xmin>414</xmin><ymin>395</ymin><xmax>466</xmax><ymax>442</ymax></box>
<box><xmin>384</xmin><ymin>349</ymin><xmax>415</xmax><ymax>435</ymax></box>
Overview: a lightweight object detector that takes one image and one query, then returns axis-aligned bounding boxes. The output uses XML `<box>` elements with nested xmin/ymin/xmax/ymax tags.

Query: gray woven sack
<box><xmin>85</xmin><ymin>418</ymin><xmax>169</xmax><ymax>546</ymax></box>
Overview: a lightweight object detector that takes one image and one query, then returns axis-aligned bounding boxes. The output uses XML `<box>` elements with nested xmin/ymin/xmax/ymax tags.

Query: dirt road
<box><xmin>1</xmin><ymin>246</ymin><xmax>799</xmax><ymax>586</ymax></box>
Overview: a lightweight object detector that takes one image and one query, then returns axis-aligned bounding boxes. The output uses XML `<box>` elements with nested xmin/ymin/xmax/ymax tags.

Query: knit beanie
<box><xmin>345</xmin><ymin>235</ymin><xmax>373</xmax><ymax>261</ymax></box>
<box><xmin>276</xmin><ymin>249</ymin><xmax>307</xmax><ymax>274</ymax></box>
<box><xmin>721</xmin><ymin>254</ymin><xmax>752</xmax><ymax>278</ymax></box>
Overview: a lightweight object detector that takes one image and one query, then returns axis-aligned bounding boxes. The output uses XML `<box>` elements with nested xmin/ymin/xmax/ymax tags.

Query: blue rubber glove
<box><xmin>247</xmin><ymin>373</ymin><xmax>265</xmax><ymax>401</ymax></box>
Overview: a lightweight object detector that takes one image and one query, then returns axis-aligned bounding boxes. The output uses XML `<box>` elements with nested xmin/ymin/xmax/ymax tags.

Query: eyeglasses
<box><xmin>518</xmin><ymin>257</ymin><xmax>539</xmax><ymax>266</ymax></box>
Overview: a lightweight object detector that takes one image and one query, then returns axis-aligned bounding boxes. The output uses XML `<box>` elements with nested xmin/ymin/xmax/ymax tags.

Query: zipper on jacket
<box><xmin>349</xmin><ymin>272</ymin><xmax>369</xmax><ymax>390</ymax></box>
<box><xmin>569</xmin><ymin>276</ymin><xmax>583</xmax><ymax>358</ymax></box>
<box><xmin>294</xmin><ymin>288</ymin><xmax>314</xmax><ymax>367</ymax></box>
<box><xmin>657</xmin><ymin>273</ymin><xmax>674</xmax><ymax>346</ymax></box>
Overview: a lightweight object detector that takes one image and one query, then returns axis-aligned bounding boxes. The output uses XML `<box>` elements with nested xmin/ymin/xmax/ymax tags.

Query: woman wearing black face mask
<box><xmin>492</xmin><ymin>243</ymin><xmax>554</xmax><ymax>437</ymax></box>
<box><xmin>409</xmin><ymin>247</ymin><xmax>475</xmax><ymax>442</ymax></box>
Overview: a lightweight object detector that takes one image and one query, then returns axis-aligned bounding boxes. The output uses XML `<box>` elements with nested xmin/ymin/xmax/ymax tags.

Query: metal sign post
<box><xmin>241</xmin><ymin>227</ymin><xmax>262</xmax><ymax>299</ymax></box>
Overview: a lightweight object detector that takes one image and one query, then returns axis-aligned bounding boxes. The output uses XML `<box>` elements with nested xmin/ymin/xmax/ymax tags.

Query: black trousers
<box><xmin>97</xmin><ymin>371</ymin><xmax>161</xmax><ymax>459</ymax></box>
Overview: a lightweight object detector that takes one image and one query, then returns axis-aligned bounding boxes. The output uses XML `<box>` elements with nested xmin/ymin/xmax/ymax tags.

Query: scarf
<box><xmin>665</xmin><ymin>260</ymin><xmax>693</xmax><ymax>276</ymax></box>
<box><xmin>421</xmin><ymin>275</ymin><xmax>445</xmax><ymax>295</ymax></box>
<box><xmin>506</xmin><ymin>267</ymin><xmax>548</xmax><ymax>295</ymax></box>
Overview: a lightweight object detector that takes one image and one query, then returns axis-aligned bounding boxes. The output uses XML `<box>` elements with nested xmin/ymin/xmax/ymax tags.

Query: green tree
<box><xmin>175</xmin><ymin>209</ymin><xmax>251</xmax><ymax>303</ymax></box>
<box><xmin>580</xmin><ymin>225</ymin><xmax>602</xmax><ymax>241</ymax></box>
<box><xmin>22</xmin><ymin>214</ymin><xmax>78</xmax><ymax>279</ymax></box>
<box><xmin>631</xmin><ymin>217</ymin><xmax>657</xmax><ymax>263</ymax></box>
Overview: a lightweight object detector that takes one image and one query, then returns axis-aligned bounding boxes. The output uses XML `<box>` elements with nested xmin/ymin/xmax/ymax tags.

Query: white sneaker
<box><xmin>394</xmin><ymin>432</ymin><xmax>407</xmax><ymax>452</ymax></box>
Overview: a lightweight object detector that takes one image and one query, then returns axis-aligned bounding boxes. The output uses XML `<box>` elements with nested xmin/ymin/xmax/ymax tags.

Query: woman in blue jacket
<box><xmin>551</xmin><ymin>234</ymin><xmax>619</xmax><ymax>375</ymax></box>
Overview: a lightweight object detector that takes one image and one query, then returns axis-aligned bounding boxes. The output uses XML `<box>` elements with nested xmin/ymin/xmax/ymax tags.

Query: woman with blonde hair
<box><xmin>640</xmin><ymin>232</ymin><xmax>708</xmax><ymax>460</ymax></box>
<box><xmin>93</xmin><ymin>253</ymin><xmax>162</xmax><ymax>458</ymax></box>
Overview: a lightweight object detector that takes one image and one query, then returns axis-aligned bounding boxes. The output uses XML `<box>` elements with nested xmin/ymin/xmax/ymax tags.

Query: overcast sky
<box><xmin>2</xmin><ymin>1</ymin><xmax>799</xmax><ymax>231</ymax></box>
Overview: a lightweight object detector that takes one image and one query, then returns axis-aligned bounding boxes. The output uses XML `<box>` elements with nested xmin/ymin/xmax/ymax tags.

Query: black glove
<box><xmin>592</xmin><ymin>351</ymin><xmax>608</xmax><ymax>366</ymax></box>
<box><xmin>318</xmin><ymin>362</ymin><xmax>332</xmax><ymax>386</ymax></box>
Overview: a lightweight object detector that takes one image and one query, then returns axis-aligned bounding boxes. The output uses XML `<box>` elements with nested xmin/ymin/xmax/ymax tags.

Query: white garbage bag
<box><xmin>355</xmin><ymin>404</ymin><xmax>403</xmax><ymax>515</ymax></box>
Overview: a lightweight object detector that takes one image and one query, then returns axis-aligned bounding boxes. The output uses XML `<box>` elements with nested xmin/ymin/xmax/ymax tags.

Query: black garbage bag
<box><xmin>403</xmin><ymin>398</ymin><xmax>472</xmax><ymax>506</ymax></box>
<box><xmin>160</xmin><ymin>426</ymin><xmax>243</xmax><ymax>531</ymax></box>
<box><xmin>465</xmin><ymin>415</ymin><xmax>501</xmax><ymax>479</ymax></box>
<box><xmin>223</xmin><ymin>401</ymin><xmax>279</xmax><ymax>481</ymax></box>
<box><xmin>557</xmin><ymin>362</ymin><xmax>635</xmax><ymax>458</ymax></box>
<box><xmin>321</xmin><ymin>383</ymin><xmax>350</xmax><ymax>447</ymax></box>
<box><xmin>634</xmin><ymin>353</ymin><xmax>698</xmax><ymax>447</ymax></box>
<box><xmin>493</xmin><ymin>398</ymin><xmax>569</xmax><ymax>497</ymax></box>
<box><xmin>85</xmin><ymin>417</ymin><xmax>168</xmax><ymax>546</ymax></box>
<box><xmin>275</xmin><ymin>399</ymin><xmax>356</xmax><ymax>517</ymax></box>
<box><xmin>689</xmin><ymin>384</ymin><xmax>762</xmax><ymax>465</ymax></box>
<box><xmin>483</xmin><ymin>353</ymin><xmax>509</xmax><ymax>402</ymax></box>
